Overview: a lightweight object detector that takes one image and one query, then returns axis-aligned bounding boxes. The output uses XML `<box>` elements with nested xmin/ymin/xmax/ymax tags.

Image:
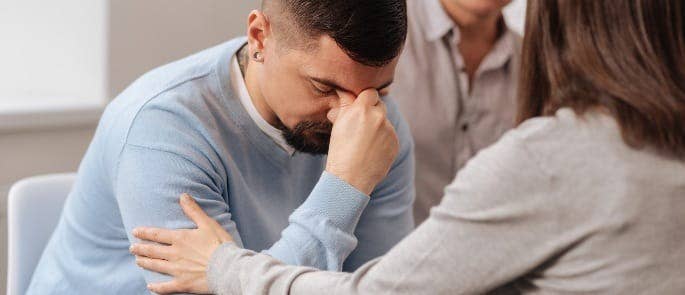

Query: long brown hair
<box><xmin>517</xmin><ymin>0</ymin><xmax>685</xmax><ymax>158</ymax></box>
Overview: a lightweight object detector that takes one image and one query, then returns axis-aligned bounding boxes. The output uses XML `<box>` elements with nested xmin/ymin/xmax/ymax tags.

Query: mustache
<box><xmin>292</xmin><ymin>121</ymin><xmax>332</xmax><ymax>134</ymax></box>
<box><xmin>279</xmin><ymin>120</ymin><xmax>333</xmax><ymax>155</ymax></box>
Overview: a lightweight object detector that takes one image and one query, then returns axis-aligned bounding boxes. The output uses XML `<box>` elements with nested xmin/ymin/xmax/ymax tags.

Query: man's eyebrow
<box><xmin>310</xmin><ymin>77</ymin><xmax>394</xmax><ymax>94</ymax></box>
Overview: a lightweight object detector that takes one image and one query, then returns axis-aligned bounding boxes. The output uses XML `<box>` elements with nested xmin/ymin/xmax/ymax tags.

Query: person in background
<box><xmin>132</xmin><ymin>0</ymin><xmax>685</xmax><ymax>293</ymax></box>
<box><xmin>394</xmin><ymin>0</ymin><xmax>522</xmax><ymax>224</ymax></box>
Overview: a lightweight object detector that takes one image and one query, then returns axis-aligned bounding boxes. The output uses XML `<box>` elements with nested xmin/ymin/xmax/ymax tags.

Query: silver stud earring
<box><xmin>253</xmin><ymin>51</ymin><xmax>264</xmax><ymax>62</ymax></box>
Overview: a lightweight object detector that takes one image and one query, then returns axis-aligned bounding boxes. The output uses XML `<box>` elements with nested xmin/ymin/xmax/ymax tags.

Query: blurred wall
<box><xmin>108</xmin><ymin>0</ymin><xmax>260</xmax><ymax>99</ymax></box>
<box><xmin>0</xmin><ymin>1</ymin><xmax>259</xmax><ymax>290</ymax></box>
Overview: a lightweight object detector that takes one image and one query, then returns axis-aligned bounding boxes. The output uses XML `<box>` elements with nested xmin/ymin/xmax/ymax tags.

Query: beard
<box><xmin>279</xmin><ymin>120</ymin><xmax>333</xmax><ymax>155</ymax></box>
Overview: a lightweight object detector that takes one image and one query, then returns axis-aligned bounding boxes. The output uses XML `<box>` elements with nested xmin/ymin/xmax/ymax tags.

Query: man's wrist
<box><xmin>324</xmin><ymin>168</ymin><xmax>374</xmax><ymax>195</ymax></box>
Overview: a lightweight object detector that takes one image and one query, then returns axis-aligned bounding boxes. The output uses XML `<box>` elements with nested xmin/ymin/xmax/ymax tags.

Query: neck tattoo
<box><xmin>237</xmin><ymin>45</ymin><xmax>249</xmax><ymax>77</ymax></box>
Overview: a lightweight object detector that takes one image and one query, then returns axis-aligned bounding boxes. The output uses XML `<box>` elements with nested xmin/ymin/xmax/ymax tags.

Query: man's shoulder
<box><xmin>96</xmin><ymin>38</ymin><xmax>248</xmax><ymax>161</ymax></box>
<box><xmin>107</xmin><ymin>37</ymin><xmax>245</xmax><ymax>114</ymax></box>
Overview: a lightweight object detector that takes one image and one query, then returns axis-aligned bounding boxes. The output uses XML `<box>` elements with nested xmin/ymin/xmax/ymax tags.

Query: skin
<box><xmin>439</xmin><ymin>0</ymin><xmax>511</xmax><ymax>87</ymax></box>
<box><xmin>130</xmin><ymin>7</ymin><xmax>404</xmax><ymax>294</ymax></box>
<box><xmin>132</xmin><ymin>89</ymin><xmax>399</xmax><ymax>294</ymax></box>
<box><xmin>244</xmin><ymin>9</ymin><xmax>394</xmax><ymax>151</ymax></box>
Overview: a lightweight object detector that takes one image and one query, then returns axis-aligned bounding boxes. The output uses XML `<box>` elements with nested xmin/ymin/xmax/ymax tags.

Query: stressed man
<box><xmin>27</xmin><ymin>1</ymin><xmax>414</xmax><ymax>294</ymax></box>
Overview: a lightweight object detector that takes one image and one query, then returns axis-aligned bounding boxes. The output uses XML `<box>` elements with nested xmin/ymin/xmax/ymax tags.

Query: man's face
<box><xmin>259</xmin><ymin>36</ymin><xmax>398</xmax><ymax>155</ymax></box>
<box><xmin>446</xmin><ymin>0</ymin><xmax>512</xmax><ymax>17</ymax></box>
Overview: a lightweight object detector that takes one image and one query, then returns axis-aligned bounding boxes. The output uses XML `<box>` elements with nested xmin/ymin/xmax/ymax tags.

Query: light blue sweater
<box><xmin>27</xmin><ymin>38</ymin><xmax>415</xmax><ymax>294</ymax></box>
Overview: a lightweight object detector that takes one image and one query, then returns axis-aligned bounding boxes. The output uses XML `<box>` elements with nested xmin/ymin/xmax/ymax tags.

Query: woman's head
<box><xmin>518</xmin><ymin>0</ymin><xmax>685</xmax><ymax>157</ymax></box>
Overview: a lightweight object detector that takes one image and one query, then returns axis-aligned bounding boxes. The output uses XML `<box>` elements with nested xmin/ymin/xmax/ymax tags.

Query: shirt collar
<box><xmin>230</xmin><ymin>55</ymin><xmax>296</xmax><ymax>156</ymax></box>
<box><xmin>420</xmin><ymin>0</ymin><xmax>456</xmax><ymax>42</ymax></box>
<box><xmin>416</xmin><ymin>0</ymin><xmax>519</xmax><ymax>71</ymax></box>
<box><xmin>478</xmin><ymin>27</ymin><xmax>519</xmax><ymax>73</ymax></box>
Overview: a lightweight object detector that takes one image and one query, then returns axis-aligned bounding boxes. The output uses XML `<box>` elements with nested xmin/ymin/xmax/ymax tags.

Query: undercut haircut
<box><xmin>262</xmin><ymin>0</ymin><xmax>408</xmax><ymax>67</ymax></box>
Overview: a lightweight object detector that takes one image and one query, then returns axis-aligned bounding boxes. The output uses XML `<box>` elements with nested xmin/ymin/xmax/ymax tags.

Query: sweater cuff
<box><xmin>207</xmin><ymin>242</ymin><xmax>250</xmax><ymax>295</ymax></box>
<box><xmin>295</xmin><ymin>171</ymin><xmax>370</xmax><ymax>234</ymax></box>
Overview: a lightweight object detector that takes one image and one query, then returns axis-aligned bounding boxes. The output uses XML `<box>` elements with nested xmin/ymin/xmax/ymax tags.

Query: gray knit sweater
<box><xmin>208</xmin><ymin>108</ymin><xmax>685</xmax><ymax>294</ymax></box>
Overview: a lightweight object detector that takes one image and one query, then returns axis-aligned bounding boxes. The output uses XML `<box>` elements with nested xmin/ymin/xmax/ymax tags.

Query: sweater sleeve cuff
<box><xmin>295</xmin><ymin>171</ymin><xmax>370</xmax><ymax>233</ymax></box>
<box><xmin>207</xmin><ymin>242</ymin><xmax>248</xmax><ymax>295</ymax></box>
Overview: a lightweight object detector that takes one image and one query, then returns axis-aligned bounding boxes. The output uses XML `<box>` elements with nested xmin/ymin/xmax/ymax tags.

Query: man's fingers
<box><xmin>135</xmin><ymin>256</ymin><xmax>174</xmax><ymax>276</ymax></box>
<box><xmin>327</xmin><ymin>107</ymin><xmax>340</xmax><ymax>123</ymax></box>
<box><xmin>179</xmin><ymin>194</ymin><xmax>212</xmax><ymax>228</ymax></box>
<box><xmin>376</xmin><ymin>100</ymin><xmax>388</xmax><ymax>117</ymax></box>
<box><xmin>147</xmin><ymin>281</ymin><xmax>184</xmax><ymax>295</ymax></box>
<box><xmin>130</xmin><ymin>243</ymin><xmax>174</xmax><ymax>260</ymax></box>
<box><xmin>133</xmin><ymin>227</ymin><xmax>176</xmax><ymax>245</ymax></box>
<box><xmin>356</xmin><ymin>89</ymin><xmax>380</xmax><ymax>107</ymax></box>
<box><xmin>336</xmin><ymin>89</ymin><xmax>355</xmax><ymax>107</ymax></box>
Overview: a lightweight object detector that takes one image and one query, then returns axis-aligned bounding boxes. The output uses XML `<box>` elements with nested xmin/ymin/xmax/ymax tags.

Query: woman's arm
<box><xmin>134</xmin><ymin>129</ymin><xmax>587</xmax><ymax>294</ymax></box>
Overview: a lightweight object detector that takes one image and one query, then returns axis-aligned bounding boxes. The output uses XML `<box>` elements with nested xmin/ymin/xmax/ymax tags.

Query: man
<box><xmin>27</xmin><ymin>1</ymin><xmax>414</xmax><ymax>294</ymax></box>
<box><xmin>393</xmin><ymin>0</ymin><xmax>521</xmax><ymax>223</ymax></box>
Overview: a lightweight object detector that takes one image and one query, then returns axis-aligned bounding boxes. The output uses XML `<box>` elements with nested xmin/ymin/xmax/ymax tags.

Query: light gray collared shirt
<box><xmin>392</xmin><ymin>0</ymin><xmax>522</xmax><ymax>223</ymax></box>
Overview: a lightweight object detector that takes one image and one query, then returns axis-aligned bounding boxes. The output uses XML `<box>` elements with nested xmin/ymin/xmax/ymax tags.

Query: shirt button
<box><xmin>461</xmin><ymin>123</ymin><xmax>469</xmax><ymax>132</ymax></box>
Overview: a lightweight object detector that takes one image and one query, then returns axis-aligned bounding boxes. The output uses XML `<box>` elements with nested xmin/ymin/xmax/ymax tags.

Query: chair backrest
<box><xmin>7</xmin><ymin>173</ymin><xmax>76</xmax><ymax>295</ymax></box>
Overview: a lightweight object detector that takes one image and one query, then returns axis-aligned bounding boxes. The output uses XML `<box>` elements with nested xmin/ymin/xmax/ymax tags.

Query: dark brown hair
<box><xmin>518</xmin><ymin>0</ymin><xmax>685</xmax><ymax>157</ymax></box>
<box><xmin>263</xmin><ymin>0</ymin><xmax>407</xmax><ymax>67</ymax></box>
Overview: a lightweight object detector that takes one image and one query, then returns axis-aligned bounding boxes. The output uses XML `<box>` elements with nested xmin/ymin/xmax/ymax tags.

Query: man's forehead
<box><xmin>297</xmin><ymin>36</ymin><xmax>398</xmax><ymax>93</ymax></box>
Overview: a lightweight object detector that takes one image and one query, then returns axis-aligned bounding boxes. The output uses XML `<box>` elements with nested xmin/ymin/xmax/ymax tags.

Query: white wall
<box><xmin>0</xmin><ymin>1</ymin><xmax>260</xmax><ymax>291</ymax></box>
<box><xmin>0</xmin><ymin>0</ymin><xmax>108</xmax><ymax>103</ymax></box>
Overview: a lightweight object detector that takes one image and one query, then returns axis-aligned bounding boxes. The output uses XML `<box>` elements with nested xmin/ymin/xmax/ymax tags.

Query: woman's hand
<box><xmin>130</xmin><ymin>194</ymin><xmax>234</xmax><ymax>294</ymax></box>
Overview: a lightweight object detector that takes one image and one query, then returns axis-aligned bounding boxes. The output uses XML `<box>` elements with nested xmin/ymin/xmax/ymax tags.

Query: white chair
<box><xmin>6</xmin><ymin>173</ymin><xmax>76</xmax><ymax>295</ymax></box>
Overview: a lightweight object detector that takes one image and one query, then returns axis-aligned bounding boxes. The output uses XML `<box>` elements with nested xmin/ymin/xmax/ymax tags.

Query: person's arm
<box><xmin>130</xmin><ymin>89</ymin><xmax>405</xmax><ymax>294</ymax></box>
<box><xmin>342</xmin><ymin>97</ymin><xmax>416</xmax><ymax>271</ymax></box>
<box><xmin>118</xmin><ymin>95</ymin><xmax>384</xmax><ymax>286</ymax></box>
<box><xmin>207</xmin><ymin>131</ymin><xmax>582</xmax><ymax>295</ymax></box>
<box><xmin>260</xmin><ymin>171</ymin><xmax>370</xmax><ymax>270</ymax></box>
<box><xmin>126</xmin><ymin>90</ymin><xmax>399</xmax><ymax>291</ymax></box>
<box><xmin>115</xmin><ymin>138</ymin><xmax>239</xmax><ymax>288</ymax></box>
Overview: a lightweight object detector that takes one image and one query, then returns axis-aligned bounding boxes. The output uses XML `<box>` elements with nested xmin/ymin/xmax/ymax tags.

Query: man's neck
<box><xmin>439</xmin><ymin>0</ymin><xmax>505</xmax><ymax>88</ymax></box>
<box><xmin>237</xmin><ymin>45</ymin><xmax>280</xmax><ymax>127</ymax></box>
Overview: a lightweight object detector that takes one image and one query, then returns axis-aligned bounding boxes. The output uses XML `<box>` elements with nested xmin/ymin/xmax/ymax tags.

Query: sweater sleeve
<box><xmin>116</xmin><ymin>99</ymin><xmax>373</xmax><ymax>291</ymax></box>
<box><xmin>207</xmin><ymin>130</ymin><xmax>588</xmax><ymax>295</ymax></box>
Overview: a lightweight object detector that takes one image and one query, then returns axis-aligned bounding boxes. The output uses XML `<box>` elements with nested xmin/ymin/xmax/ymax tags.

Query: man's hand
<box><xmin>130</xmin><ymin>194</ymin><xmax>233</xmax><ymax>294</ymax></box>
<box><xmin>325</xmin><ymin>89</ymin><xmax>400</xmax><ymax>195</ymax></box>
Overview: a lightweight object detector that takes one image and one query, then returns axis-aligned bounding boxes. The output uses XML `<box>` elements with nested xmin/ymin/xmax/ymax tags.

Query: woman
<box><xmin>130</xmin><ymin>0</ymin><xmax>685</xmax><ymax>293</ymax></box>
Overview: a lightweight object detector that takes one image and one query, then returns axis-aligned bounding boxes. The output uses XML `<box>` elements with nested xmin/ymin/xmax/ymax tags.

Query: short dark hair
<box><xmin>518</xmin><ymin>0</ymin><xmax>685</xmax><ymax>158</ymax></box>
<box><xmin>263</xmin><ymin>0</ymin><xmax>407</xmax><ymax>67</ymax></box>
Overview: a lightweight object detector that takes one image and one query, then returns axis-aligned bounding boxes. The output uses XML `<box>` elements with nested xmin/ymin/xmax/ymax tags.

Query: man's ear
<box><xmin>246</xmin><ymin>10</ymin><xmax>271</xmax><ymax>61</ymax></box>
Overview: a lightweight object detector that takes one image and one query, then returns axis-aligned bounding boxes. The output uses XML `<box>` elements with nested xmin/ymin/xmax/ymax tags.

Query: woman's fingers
<box><xmin>130</xmin><ymin>243</ymin><xmax>174</xmax><ymax>260</ymax></box>
<box><xmin>147</xmin><ymin>280</ymin><xmax>186</xmax><ymax>295</ymax></box>
<box><xmin>133</xmin><ymin>227</ymin><xmax>176</xmax><ymax>245</ymax></box>
<box><xmin>179</xmin><ymin>194</ymin><xmax>213</xmax><ymax>228</ymax></box>
<box><xmin>135</xmin><ymin>256</ymin><xmax>174</xmax><ymax>276</ymax></box>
